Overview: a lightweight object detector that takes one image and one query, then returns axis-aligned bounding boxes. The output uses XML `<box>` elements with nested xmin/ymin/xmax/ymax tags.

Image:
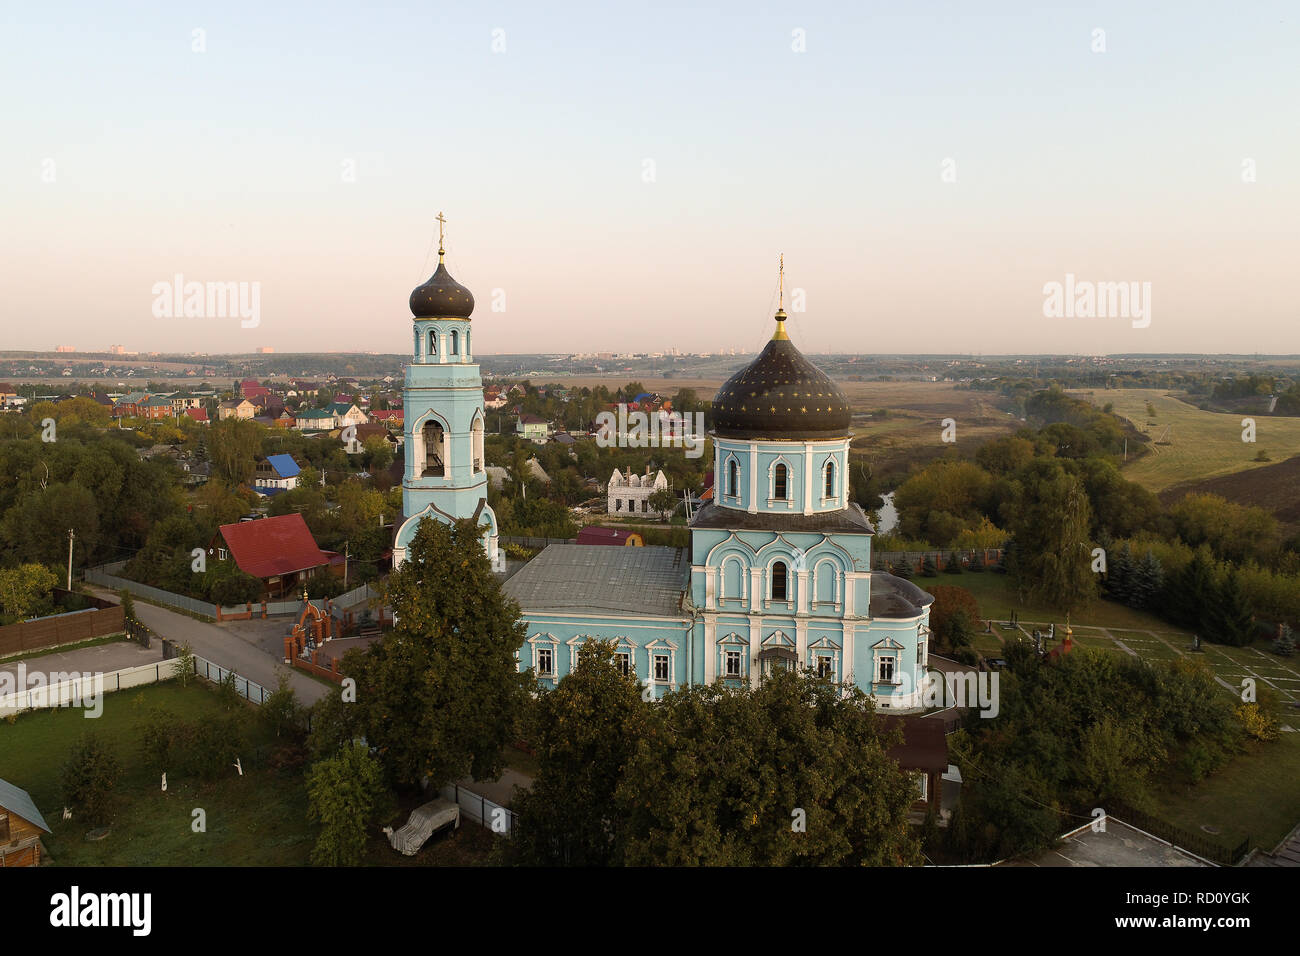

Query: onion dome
<box><xmin>410</xmin><ymin>258</ymin><xmax>474</xmax><ymax>319</ymax></box>
<box><xmin>410</xmin><ymin>216</ymin><xmax>474</xmax><ymax>318</ymax></box>
<box><xmin>712</xmin><ymin>309</ymin><xmax>852</xmax><ymax>440</ymax></box>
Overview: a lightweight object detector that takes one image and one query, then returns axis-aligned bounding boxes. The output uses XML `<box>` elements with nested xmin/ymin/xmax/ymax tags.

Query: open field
<box><xmin>563</xmin><ymin>377</ymin><xmax>1021</xmax><ymax>476</ymax></box>
<box><xmin>1072</xmin><ymin>387</ymin><xmax>1300</xmax><ymax>493</ymax></box>
<box><xmin>1156</xmin><ymin>453</ymin><xmax>1300</xmax><ymax>537</ymax></box>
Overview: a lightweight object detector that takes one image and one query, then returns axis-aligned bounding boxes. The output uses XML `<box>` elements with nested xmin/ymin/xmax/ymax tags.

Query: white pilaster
<box><xmin>748</xmin><ymin>442</ymin><xmax>758</xmax><ymax>513</ymax></box>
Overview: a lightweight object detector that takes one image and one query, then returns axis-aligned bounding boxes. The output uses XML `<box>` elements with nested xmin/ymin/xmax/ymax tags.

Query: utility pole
<box><xmin>344</xmin><ymin>541</ymin><xmax>349</xmax><ymax>589</ymax></box>
<box><xmin>66</xmin><ymin>528</ymin><xmax>75</xmax><ymax>589</ymax></box>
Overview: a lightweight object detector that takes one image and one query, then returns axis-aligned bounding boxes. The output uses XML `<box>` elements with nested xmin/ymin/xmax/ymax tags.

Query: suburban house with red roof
<box><xmin>184</xmin><ymin>407</ymin><xmax>209</xmax><ymax>424</ymax></box>
<box><xmin>209</xmin><ymin>514</ymin><xmax>334</xmax><ymax>598</ymax></box>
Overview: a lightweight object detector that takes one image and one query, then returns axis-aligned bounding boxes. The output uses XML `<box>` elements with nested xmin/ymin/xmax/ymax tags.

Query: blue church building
<box><xmin>390</xmin><ymin>228</ymin><xmax>933</xmax><ymax>707</ymax></box>
<box><xmin>497</xmin><ymin>270</ymin><xmax>937</xmax><ymax>708</ymax></box>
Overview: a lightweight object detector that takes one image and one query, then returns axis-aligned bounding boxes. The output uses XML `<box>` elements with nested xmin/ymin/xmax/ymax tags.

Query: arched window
<box><xmin>422</xmin><ymin>420</ymin><xmax>445</xmax><ymax>477</ymax></box>
<box><xmin>471</xmin><ymin>416</ymin><xmax>484</xmax><ymax>472</ymax></box>
<box><xmin>774</xmin><ymin>463</ymin><xmax>788</xmax><ymax>500</ymax></box>
<box><xmin>727</xmin><ymin>459</ymin><xmax>738</xmax><ymax>497</ymax></box>
<box><xmin>824</xmin><ymin>460</ymin><xmax>835</xmax><ymax>498</ymax></box>
<box><xmin>450</xmin><ymin>330</ymin><xmax>459</xmax><ymax>355</ymax></box>
<box><xmin>771</xmin><ymin>560</ymin><xmax>788</xmax><ymax>601</ymax></box>
<box><xmin>427</xmin><ymin>329</ymin><xmax>437</xmax><ymax>357</ymax></box>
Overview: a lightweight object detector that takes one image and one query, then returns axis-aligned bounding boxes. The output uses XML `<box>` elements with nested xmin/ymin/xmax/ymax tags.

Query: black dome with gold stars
<box><xmin>712</xmin><ymin>312</ymin><xmax>851</xmax><ymax>440</ymax></box>
<box><xmin>410</xmin><ymin>260</ymin><xmax>475</xmax><ymax>319</ymax></box>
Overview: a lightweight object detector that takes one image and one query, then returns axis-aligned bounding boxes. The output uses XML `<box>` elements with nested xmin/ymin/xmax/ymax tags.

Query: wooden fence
<box><xmin>0</xmin><ymin>603</ymin><xmax>125</xmax><ymax>658</ymax></box>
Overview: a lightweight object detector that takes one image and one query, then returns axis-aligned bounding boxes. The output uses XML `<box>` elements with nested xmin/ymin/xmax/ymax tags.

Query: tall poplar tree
<box><xmin>1006</xmin><ymin>462</ymin><xmax>1096</xmax><ymax>614</ymax></box>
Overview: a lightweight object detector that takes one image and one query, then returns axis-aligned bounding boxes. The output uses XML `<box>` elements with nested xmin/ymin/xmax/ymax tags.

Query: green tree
<box><xmin>511</xmin><ymin>639</ymin><xmax>650</xmax><ymax>865</ymax></box>
<box><xmin>0</xmin><ymin>563</ymin><xmax>58</xmax><ymax>621</ymax></box>
<box><xmin>647</xmin><ymin>487</ymin><xmax>677</xmax><ymax>521</ymax></box>
<box><xmin>60</xmin><ymin>732</ymin><xmax>122</xmax><ymax>826</ymax></box>
<box><xmin>1005</xmin><ymin>463</ymin><xmax>1095</xmax><ymax>614</ymax></box>
<box><xmin>347</xmin><ymin>517</ymin><xmax>530</xmax><ymax>788</ymax></box>
<box><xmin>1207</xmin><ymin>567</ymin><xmax>1255</xmax><ymax>647</ymax></box>
<box><xmin>615</xmin><ymin>670</ymin><xmax>922</xmax><ymax>866</ymax></box>
<box><xmin>208</xmin><ymin>418</ymin><xmax>263</xmax><ymax>485</ymax></box>
<box><xmin>306</xmin><ymin>741</ymin><xmax>389</xmax><ymax>866</ymax></box>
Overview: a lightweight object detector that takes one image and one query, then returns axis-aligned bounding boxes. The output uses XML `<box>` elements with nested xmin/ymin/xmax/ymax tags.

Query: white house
<box><xmin>607</xmin><ymin>467</ymin><xmax>669</xmax><ymax>516</ymax></box>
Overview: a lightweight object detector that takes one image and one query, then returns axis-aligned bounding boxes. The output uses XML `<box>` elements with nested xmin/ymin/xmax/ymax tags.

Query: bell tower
<box><xmin>392</xmin><ymin>214</ymin><xmax>499</xmax><ymax>568</ymax></box>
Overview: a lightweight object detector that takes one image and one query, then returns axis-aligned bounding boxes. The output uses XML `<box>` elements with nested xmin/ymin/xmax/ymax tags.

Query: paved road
<box><xmin>84</xmin><ymin>587</ymin><xmax>332</xmax><ymax>706</ymax></box>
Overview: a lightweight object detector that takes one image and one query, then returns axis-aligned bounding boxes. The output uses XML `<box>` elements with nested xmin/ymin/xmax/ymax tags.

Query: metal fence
<box><xmin>191</xmin><ymin>654</ymin><xmax>277</xmax><ymax>705</ymax></box>
<box><xmin>86</xmin><ymin>564</ymin><xmax>382</xmax><ymax>621</ymax></box>
<box><xmin>439</xmin><ymin>783</ymin><xmax>515</xmax><ymax>838</ymax></box>
<box><xmin>500</xmin><ymin>535</ymin><xmax>576</xmax><ymax>550</ymax></box>
<box><xmin>1110</xmin><ymin>801</ymin><xmax>1250</xmax><ymax>866</ymax></box>
<box><xmin>85</xmin><ymin>561</ymin><xmax>219</xmax><ymax>618</ymax></box>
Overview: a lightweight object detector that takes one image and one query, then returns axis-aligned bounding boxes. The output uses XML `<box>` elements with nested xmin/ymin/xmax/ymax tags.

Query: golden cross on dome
<box><xmin>772</xmin><ymin>252</ymin><xmax>790</xmax><ymax>340</ymax></box>
<box><xmin>436</xmin><ymin>211</ymin><xmax>447</xmax><ymax>259</ymax></box>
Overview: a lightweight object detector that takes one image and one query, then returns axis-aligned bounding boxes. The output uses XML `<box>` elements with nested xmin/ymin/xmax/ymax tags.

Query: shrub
<box><xmin>174</xmin><ymin>642</ymin><xmax>196</xmax><ymax>688</ymax></box>
<box><xmin>186</xmin><ymin>715</ymin><xmax>246</xmax><ymax>780</ymax></box>
<box><xmin>920</xmin><ymin>555</ymin><xmax>937</xmax><ymax>578</ymax></box>
<box><xmin>944</xmin><ymin>551</ymin><xmax>964</xmax><ymax>574</ymax></box>
<box><xmin>60</xmin><ymin>733</ymin><xmax>121</xmax><ymax>826</ymax></box>
<box><xmin>138</xmin><ymin>706</ymin><xmax>183</xmax><ymax>770</ymax></box>
<box><xmin>261</xmin><ymin>674</ymin><xmax>304</xmax><ymax>738</ymax></box>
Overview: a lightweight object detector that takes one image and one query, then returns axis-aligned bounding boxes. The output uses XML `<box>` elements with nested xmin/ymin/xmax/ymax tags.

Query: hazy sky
<box><xmin>3</xmin><ymin>2</ymin><xmax>1296</xmax><ymax>356</ymax></box>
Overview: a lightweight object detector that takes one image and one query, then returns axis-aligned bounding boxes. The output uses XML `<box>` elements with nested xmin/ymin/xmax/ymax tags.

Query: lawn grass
<box><xmin>1157</xmin><ymin>732</ymin><xmax>1300</xmax><ymax>853</ymax></box>
<box><xmin>2</xmin><ymin>680</ymin><xmax>315</xmax><ymax>865</ymax></box>
<box><xmin>941</xmin><ymin>571</ymin><xmax>1191</xmax><ymax>635</ymax></box>
<box><xmin>3</xmin><ymin>679</ymin><xmax>501</xmax><ymax>866</ymax></box>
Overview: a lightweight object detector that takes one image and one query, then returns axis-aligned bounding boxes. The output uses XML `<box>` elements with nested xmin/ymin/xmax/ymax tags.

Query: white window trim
<box><xmin>527</xmin><ymin>633</ymin><xmax>559</xmax><ymax>679</ymax></box>
<box><xmin>723</xmin><ymin>454</ymin><xmax>741</xmax><ymax>500</ymax></box>
<box><xmin>766</xmin><ymin>455</ymin><xmax>795</xmax><ymax>508</ymax></box>
<box><xmin>810</xmin><ymin>557</ymin><xmax>841</xmax><ymax>609</ymax></box>
<box><xmin>821</xmin><ymin>457</ymin><xmax>836</xmax><ymax>502</ymax></box>
<box><xmin>718</xmin><ymin>633</ymin><xmax>749</xmax><ymax>680</ymax></box>
<box><xmin>719</xmin><ymin>555</ymin><xmax>747</xmax><ymax>605</ymax></box>
<box><xmin>645</xmin><ymin>639</ymin><xmax>679</xmax><ymax>688</ymax></box>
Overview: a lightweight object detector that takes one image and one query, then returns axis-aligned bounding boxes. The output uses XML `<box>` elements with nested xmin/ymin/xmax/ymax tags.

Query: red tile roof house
<box><xmin>184</xmin><ymin>407</ymin><xmax>209</xmax><ymax>424</ymax></box>
<box><xmin>209</xmin><ymin>514</ymin><xmax>336</xmax><ymax>600</ymax></box>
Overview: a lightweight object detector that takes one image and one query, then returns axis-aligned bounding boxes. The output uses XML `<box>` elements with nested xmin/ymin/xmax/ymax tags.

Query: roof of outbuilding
<box><xmin>503</xmin><ymin>544</ymin><xmax>688</xmax><ymax>618</ymax></box>
<box><xmin>878</xmin><ymin>715</ymin><xmax>949</xmax><ymax>772</ymax></box>
<box><xmin>0</xmin><ymin>777</ymin><xmax>51</xmax><ymax>833</ymax></box>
